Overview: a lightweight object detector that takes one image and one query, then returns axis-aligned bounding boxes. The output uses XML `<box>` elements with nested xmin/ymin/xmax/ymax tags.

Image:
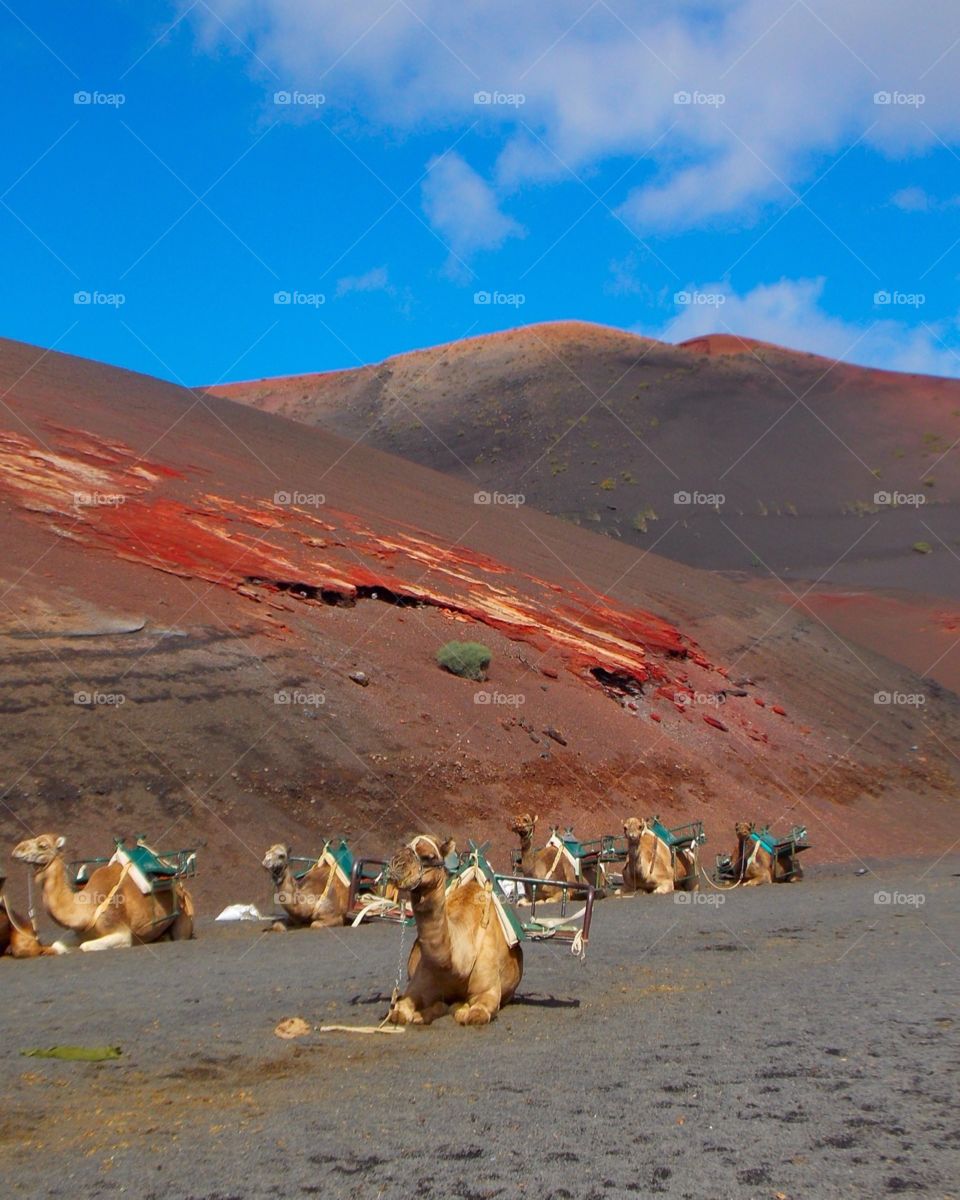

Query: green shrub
<box><xmin>436</xmin><ymin>641</ymin><xmax>491</xmax><ymax>681</ymax></box>
<box><xmin>912</xmin><ymin>541</ymin><xmax>933</xmax><ymax>555</ymax></box>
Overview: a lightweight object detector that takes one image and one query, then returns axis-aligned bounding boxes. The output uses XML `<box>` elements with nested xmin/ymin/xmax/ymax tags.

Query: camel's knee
<box><xmin>387</xmin><ymin>997</ymin><xmax>419</xmax><ymax>1025</ymax></box>
<box><xmin>455</xmin><ymin>1003</ymin><xmax>494</xmax><ymax>1026</ymax></box>
<box><xmin>653</xmin><ymin>881</ymin><xmax>674</xmax><ymax>895</ymax></box>
<box><xmin>80</xmin><ymin>930</ymin><xmax>133</xmax><ymax>952</ymax></box>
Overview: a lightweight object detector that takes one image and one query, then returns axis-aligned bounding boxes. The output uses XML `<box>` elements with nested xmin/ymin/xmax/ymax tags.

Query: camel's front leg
<box><xmin>50</xmin><ymin>930</ymin><xmax>80</xmax><ymax>955</ymax></box>
<box><xmin>454</xmin><ymin>981</ymin><xmax>502</xmax><ymax>1026</ymax></box>
<box><xmin>386</xmin><ymin>974</ymin><xmax>446</xmax><ymax>1025</ymax></box>
<box><xmin>652</xmin><ymin>880</ymin><xmax>674</xmax><ymax>895</ymax></box>
<box><xmin>79</xmin><ymin>929</ymin><xmax>133</xmax><ymax>951</ymax></box>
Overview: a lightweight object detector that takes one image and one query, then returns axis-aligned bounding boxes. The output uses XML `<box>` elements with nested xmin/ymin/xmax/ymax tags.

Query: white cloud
<box><xmin>335</xmin><ymin>266</ymin><xmax>391</xmax><ymax>296</ymax></box>
<box><xmin>891</xmin><ymin>186</ymin><xmax>960</xmax><ymax>213</ymax></box>
<box><xmin>185</xmin><ymin>1</ymin><xmax>960</xmax><ymax>231</ymax></box>
<box><xmin>420</xmin><ymin>152</ymin><xmax>523</xmax><ymax>273</ymax></box>
<box><xmin>643</xmin><ymin>277</ymin><xmax>959</xmax><ymax>376</ymax></box>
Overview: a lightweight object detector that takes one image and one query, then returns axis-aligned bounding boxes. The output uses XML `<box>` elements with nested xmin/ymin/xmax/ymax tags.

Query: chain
<box><xmin>390</xmin><ymin>904</ymin><xmax>409</xmax><ymax>1008</ymax></box>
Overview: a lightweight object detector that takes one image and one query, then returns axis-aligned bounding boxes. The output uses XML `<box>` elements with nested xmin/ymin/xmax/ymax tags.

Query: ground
<box><xmin>2</xmin><ymin>857</ymin><xmax>956</xmax><ymax>1199</ymax></box>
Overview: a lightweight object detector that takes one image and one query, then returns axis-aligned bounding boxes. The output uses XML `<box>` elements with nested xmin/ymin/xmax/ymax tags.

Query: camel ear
<box><xmin>533</xmin><ymin>814</ymin><xmax>540</xmax><ymax>826</ymax></box>
<box><xmin>55</xmin><ymin>835</ymin><xmax>67</xmax><ymax>850</ymax></box>
<box><xmin>439</xmin><ymin>838</ymin><xmax>456</xmax><ymax>859</ymax></box>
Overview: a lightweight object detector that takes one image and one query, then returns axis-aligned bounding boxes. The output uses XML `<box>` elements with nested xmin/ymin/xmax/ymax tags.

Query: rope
<box><xmin>0</xmin><ymin>891</ymin><xmax>37</xmax><ymax>939</ymax></box>
<box><xmin>27</xmin><ymin>871</ymin><xmax>37</xmax><ymax>932</ymax></box>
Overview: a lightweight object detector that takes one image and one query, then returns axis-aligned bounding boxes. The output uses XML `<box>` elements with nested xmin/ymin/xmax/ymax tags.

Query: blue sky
<box><xmin>2</xmin><ymin>1</ymin><xmax>958</xmax><ymax>385</ymax></box>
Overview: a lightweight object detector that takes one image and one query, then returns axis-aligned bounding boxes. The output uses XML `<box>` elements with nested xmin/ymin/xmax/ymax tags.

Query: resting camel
<box><xmin>621</xmin><ymin>817</ymin><xmax>698</xmax><ymax>895</ymax></box>
<box><xmin>261</xmin><ymin>844</ymin><xmax>348</xmax><ymax>928</ymax></box>
<box><xmin>0</xmin><ymin>872</ymin><xmax>55</xmax><ymax>958</ymax></box>
<box><xmin>386</xmin><ymin>834</ymin><xmax>523</xmax><ymax>1027</ymax></box>
<box><xmin>731</xmin><ymin>821</ymin><xmax>802</xmax><ymax>885</ymax></box>
<box><xmin>508</xmin><ymin>813</ymin><xmax>579</xmax><ymax>903</ymax></box>
<box><xmin>11</xmin><ymin>833</ymin><xmax>194</xmax><ymax>951</ymax></box>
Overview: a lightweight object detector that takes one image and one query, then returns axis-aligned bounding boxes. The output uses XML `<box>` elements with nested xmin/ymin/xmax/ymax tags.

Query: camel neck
<box><xmin>39</xmin><ymin>856</ymin><xmax>89</xmax><ymax>931</ymax></box>
<box><xmin>518</xmin><ymin>831</ymin><xmax>535</xmax><ymax>873</ymax></box>
<box><xmin>409</xmin><ymin>881</ymin><xmax>453</xmax><ymax>971</ymax></box>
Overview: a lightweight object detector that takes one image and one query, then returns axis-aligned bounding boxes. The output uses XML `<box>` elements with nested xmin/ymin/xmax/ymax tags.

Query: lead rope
<box><xmin>27</xmin><ymin>871</ymin><xmax>38</xmax><ymax>933</ymax></box>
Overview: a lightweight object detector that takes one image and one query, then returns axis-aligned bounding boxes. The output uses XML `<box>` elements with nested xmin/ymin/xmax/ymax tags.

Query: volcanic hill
<box><xmin>1</xmin><ymin>335</ymin><xmax>958</xmax><ymax>913</ymax></box>
<box><xmin>209</xmin><ymin>321</ymin><xmax>960</xmax><ymax>600</ymax></box>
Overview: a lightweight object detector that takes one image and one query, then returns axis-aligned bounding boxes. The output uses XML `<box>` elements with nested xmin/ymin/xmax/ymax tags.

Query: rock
<box><xmin>542</xmin><ymin>726</ymin><xmax>567</xmax><ymax>746</ymax></box>
<box><xmin>349</xmin><ymin>671</ymin><xmax>369</xmax><ymax>687</ymax></box>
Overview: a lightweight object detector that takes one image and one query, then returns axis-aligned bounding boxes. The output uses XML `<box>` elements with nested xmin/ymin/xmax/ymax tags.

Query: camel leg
<box><xmin>168</xmin><ymin>886</ymin><xmax>195</xmax><ymax>940</ymax></box>
<box><xmin>50</xmin><ymin>931</ymin><xmax>80</xmax><ymax>954</ymax></box>
<box><xmin>387</xmin><ymin>974</ymin><xmax>446</xmax><ymax>1026</ymax></box>
<box><xmin>652</xmin><ymin>880</ymin><xmax>674</xmax><ymax>895</ymax></box>
<box><xmin>79</xmin><ymin>929</ymin><xmax>133</xmax><ymax>952</ymax></box>
<box><xmin>309</xmin><ymin>913</ymin><xmax>344</xmax><ymax>928</ymax></box>
<box><xmin>454</xmin><ymin>981</ymin><xmax>502</xmax><ymax>1026</ymax></box>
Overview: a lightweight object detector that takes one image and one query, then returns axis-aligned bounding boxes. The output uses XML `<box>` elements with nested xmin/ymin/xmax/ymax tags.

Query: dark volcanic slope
<box><xmin>209</xmin><ymin>321</ymin><xmax>960</xmax><ymax>600</ymax></box>
<box><xmin>1</xmin><ymin>336</ymin><xmax>958</xmax><ymax>913</ymax></box>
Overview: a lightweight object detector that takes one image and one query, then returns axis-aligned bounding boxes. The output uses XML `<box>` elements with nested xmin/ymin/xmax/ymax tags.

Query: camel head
<box><xmin>261</xmin><ymin>843</ymin><xmax>291</xmax><ymax>881</ymax></box>
<box><xmin>388</xmin><ymin>834</ymin><xmax>456</xmax><ymax>894</ymax></box>
<box><xmin>508</xmin><ymin>812</ymin><xmax>539</xmax><ymax>839</ymax></box>
<box><xmin>12</xmin><ymin>833</ymin><xmax>66</xmax><ymax>869</ymax></box>
<box><xmin>623</xmin><ymin>817</ymin><xmax>644</xmax><ymax>845</ymax></box>
<box><xmin>735</xmin><ymin>821</ymin><xmax>755</xmax><ymax>839</ymax></box>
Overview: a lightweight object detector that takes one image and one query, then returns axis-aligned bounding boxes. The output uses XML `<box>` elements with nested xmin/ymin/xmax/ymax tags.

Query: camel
<box><xmin>731</xmin><ymin>822</ymin><xmax>803</xmax><ymax>885</ymax></box>
<box><xmin>386</xmin><ymin>834</ymin><xmax>523</xmax><ymax>1027</ymax></box>
<box><xmin>621</xmin><ymin>817</ymin><xmax>698</xmax><ymax>895</ymax></box>
<box><xmin>261</xmin><ymin>844</ymin><xmax>348</xmax><ymax>928</ymax></box>
<box><xmin>11</xmin><ymin>833</ymin><xmax>194</xmax><ymax>951</ymax></box>
<box><xmin>0</xmin><ymin>872</ymin><xmax>55</xmax><ymax>958</ymax></box>
<box><xmin>508</xmin><ymin>813</ymin><xmax>580</xmax><ymax>903</ymax></box>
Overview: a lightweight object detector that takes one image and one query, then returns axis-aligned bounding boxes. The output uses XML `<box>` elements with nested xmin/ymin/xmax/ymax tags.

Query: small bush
<box><xmin>436</xmin><ymin>641</ymin><xmax>491</xmax><ymax>681</ymax></box>
<box><xmin>912</xmin><ymin>541</ymin><xmax>933</xmax><ymax>555</ymax></box>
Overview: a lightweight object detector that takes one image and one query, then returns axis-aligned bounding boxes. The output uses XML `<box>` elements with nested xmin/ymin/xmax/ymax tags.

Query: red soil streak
<box><xmin>0</xmin><ymin>424</ymin><xmax>735</xmax><ymax>701</ymax></box>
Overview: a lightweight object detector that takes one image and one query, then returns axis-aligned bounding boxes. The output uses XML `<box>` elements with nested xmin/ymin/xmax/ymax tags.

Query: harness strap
<box><xmin>545</xmin><ymin>839</ymin><xmax>565</xmax><ymax>880</ymax></box>
<box><xmin>89</xmin><ymin>861</ymin><xmax>130</xmax><ymax>928</ymax></box>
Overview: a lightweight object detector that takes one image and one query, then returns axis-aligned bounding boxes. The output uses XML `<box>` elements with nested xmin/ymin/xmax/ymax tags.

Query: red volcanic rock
<box><xmin>703</xmin><ymin>715</ymin><xmax>729</xmax><ymax>732</ymax></box>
